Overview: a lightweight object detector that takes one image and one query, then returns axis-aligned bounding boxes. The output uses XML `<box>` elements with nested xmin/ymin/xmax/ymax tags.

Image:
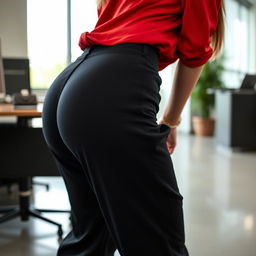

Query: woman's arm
<box><xmin>161</xmin><ymin>60</ymin><xmax>204</xmax><ymax>125</ymax></box>
<box><xmin>160</xmin><ymin>0</ymin><xmax>222</xmax><ymax>154</ymax></box>
<box><xmin>160</xmin><ymin>60</ymin><xmax>204</xmax><ymax>155</ymax></box>
<box><xmin>162</xmin><ymin>0</ymin><xmax>222</xmax><ymax>125</ymax></box>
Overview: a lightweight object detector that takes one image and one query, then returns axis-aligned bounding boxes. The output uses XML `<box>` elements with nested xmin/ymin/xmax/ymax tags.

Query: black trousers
<box><xmin>42</xmin><ymin>43</ymin><xmax>189</xmax><ymax>256</ymax></box>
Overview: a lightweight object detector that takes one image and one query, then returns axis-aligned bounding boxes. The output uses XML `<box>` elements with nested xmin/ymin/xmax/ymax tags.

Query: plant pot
<box><xmin>192</xmin><ymin>116</ymin><xmax>215</xmax><ymax>136</ymax></box>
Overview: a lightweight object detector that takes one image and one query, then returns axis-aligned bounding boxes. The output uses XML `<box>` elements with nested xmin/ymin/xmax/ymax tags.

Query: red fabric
<box><xmin>78</xmin><ymin>0</ymin><xmax>222</xmax><ymax>71</ymax></box>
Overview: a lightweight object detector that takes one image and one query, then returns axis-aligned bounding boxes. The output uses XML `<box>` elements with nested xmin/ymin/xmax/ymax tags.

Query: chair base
<box><xmin>0</xmin><ymin>177</ymin><xmax>71</xmax><ymax>241</ymax></box>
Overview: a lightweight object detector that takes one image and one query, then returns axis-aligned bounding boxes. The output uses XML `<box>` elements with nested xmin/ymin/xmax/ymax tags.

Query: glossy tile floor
<box><xmin>0</xmin><ymin>133</ymin><xmax>255</xmax><ymax>256</ymax></box>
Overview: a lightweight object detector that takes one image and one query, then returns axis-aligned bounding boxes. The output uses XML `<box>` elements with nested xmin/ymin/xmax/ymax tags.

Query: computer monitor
<box><xmin>240</xmin><ymin>74</ymin><xmax>256</xmax><ymax>90</ymax></box>
<box><xmin>2</xmin><ymin>57</ymin><xmax>31</xmax><ymax>95</ymax></box>
<box><xmin>0</xmin><ymin>38</ymin><xmax>6</xmax><ymax>97</ymax></box>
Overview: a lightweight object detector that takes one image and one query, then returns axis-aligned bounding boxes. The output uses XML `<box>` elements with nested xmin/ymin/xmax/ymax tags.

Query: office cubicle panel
<box><xmin>2</xmin><ymin>58</ymin><xmax>31</xmax><ymax>95</ymax></box>
<box><xmin>0</xmin><ymin>127</ymin><xmax>60</xmax><ymax>178</ymax></box>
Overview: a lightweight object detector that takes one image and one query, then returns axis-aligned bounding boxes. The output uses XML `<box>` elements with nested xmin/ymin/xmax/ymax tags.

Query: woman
<box><xmin>42</xmin><ymin>0</ymin><xmax>225</xmax><ymax>255</ymax></box>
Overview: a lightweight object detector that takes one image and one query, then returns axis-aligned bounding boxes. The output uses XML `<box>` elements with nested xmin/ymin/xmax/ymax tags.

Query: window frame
<box><xmin>221</xmin><ymin>0</ymin><xmax>255</xmax><ymax>88</ymax></box>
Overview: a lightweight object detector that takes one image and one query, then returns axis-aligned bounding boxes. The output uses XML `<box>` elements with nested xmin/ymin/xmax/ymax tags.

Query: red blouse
<box><xmin>78</xmin><ymin>0</ymin><xmax>222</xmax><ymax>71</ymax></box>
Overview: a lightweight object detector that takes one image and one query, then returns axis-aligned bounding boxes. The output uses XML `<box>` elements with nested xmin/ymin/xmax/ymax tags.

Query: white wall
<box><xmin>0</xmin><ymin>0</ymin><xmax>27</xmax><ymax>58</ymax></box>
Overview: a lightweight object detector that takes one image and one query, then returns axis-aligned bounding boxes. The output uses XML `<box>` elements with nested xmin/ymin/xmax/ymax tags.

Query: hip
<box><xmin>42</xmin><ymin>43</ymin><xmax>170</xmax><ymax>155</ymax></box>
<box><xmin>56</xmin><ymin>43</ymin><xmax>162</xmax><ymax>116</ymax></box>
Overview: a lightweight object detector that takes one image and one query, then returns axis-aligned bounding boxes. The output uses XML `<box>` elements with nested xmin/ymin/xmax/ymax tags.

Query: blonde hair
<box><xmin>96</xmin><ymin>0</ymin><xmax>106</xmax><ymax>8</ymax></box>
<box><xmin>211</xmin><ymin>0</ymin><xmax>226</xmax><ymax>58</ymax></box>
<box><xmin>96</xmin><ymin>0</ymin><xmax>226</xmax><ymax>57</ymax></box>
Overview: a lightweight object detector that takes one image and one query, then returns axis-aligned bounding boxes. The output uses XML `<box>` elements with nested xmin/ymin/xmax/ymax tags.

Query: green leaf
<box><xmin>191</xmin><ymin>52</ymin><xmax>226</xmax><ymax>117</ymax></box>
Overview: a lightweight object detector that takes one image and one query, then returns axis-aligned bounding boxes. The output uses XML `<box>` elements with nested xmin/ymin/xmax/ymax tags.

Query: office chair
<box><xmin>0</xmin><ymin>122</ymin><xmax>51</xmax><ymax>192</ymax></box>
<box><xmin>0</xmin><ymin>122</ymin><xmax>71</xmax><ymax>240</ymax></box>
<box><xmin>32</xmin><ymin>179</ymin><xmax>50</xmax><ymax>191</ymax></box>
<box><xmin>0</xmin><ymin>177</ymin><xmax>50</xmax><ymax>194</ymax></box>
<box><xmin>0</xmin><ymin>56</ymin><xmax>71</xmax><ymax>239</ymax></box>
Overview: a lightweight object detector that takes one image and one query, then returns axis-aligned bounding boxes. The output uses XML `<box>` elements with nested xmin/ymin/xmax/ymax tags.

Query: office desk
<box><xmin>0</xmin><ymin>103</ymin><xmax>42</xmax><ymax>116</ymax></box>
<box><xmin>215</xmin><ymin>90</ymin><xmax>256</xmax><ymax>150</ymax></box>
<box><xmin>0</xmin><ymin>103</ymin><xmax>66</xmax><ymax>238</ymax></box>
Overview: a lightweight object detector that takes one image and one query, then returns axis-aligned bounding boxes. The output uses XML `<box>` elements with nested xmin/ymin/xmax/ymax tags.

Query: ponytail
<box><xmin>96</xmin><ymin>0</ymin><xmax>106</xmax><ymax>8</ymax></box>
<box><xmin>211</xmin><ymin>0</ymin><xmax>226</xmax><ymax>57</ymax></box>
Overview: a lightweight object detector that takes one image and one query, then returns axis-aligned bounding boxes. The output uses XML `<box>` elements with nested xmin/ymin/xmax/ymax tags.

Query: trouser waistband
<box><xmin>84</xmin><ymin>43</ymin><xmax>160</xmax><ymax>68</ymax></box>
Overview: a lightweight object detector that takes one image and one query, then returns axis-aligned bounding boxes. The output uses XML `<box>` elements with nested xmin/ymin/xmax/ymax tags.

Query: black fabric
<box><xmin>42</xmin><ymin>43</ymin><xmax>189</xmax><ymax>256</ymax></box>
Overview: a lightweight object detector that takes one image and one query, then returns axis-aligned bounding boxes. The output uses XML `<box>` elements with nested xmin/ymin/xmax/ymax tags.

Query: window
<box><xmin>222</xmin><ymin>0</ymin><xmax>254</xmax><ymax>88</ymax></box>
<box><xmin>27</xmin><ymin>0</ymin><xmax>67</xmax><ymax>89</ymax></box>
<box><xmin>27</xmin><ymin>0</ymin><xmax>98</xmax><ymax>89</ymax></box>
<box><xmin>70</xmin><ymin>0</ymin><xmax>98</xmax><ymax>62</ymax></box>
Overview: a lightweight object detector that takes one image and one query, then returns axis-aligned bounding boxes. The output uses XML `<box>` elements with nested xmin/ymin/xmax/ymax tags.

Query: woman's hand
<box><xmin>159</xmin><ymin>119</ymin><xmax>177</xmax><ymax>155</ymax></box>
<box><xmin>166</xmin><ymin>127</ymin><xmax>176</xmax><ymax>155</ymax></box>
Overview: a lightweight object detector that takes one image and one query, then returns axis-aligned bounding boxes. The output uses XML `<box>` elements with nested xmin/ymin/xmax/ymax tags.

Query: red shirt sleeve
<box><xmin>177</xmin><ymin>0</ymin><xmax>222</xmax><ymax>67</ymax></box>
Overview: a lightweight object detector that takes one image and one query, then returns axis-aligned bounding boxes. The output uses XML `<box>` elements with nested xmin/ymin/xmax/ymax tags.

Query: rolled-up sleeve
<box><xmin>177</xmin><ymin>0</ymin><xmax>222</xmax><ymax>67</ymax></box>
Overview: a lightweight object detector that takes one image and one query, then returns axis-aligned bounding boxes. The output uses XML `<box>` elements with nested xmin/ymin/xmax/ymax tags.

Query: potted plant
<box><xmin>191</xmin><ymin>53</ymin><xmax>225</xmax><ymax>136</ymax></box>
